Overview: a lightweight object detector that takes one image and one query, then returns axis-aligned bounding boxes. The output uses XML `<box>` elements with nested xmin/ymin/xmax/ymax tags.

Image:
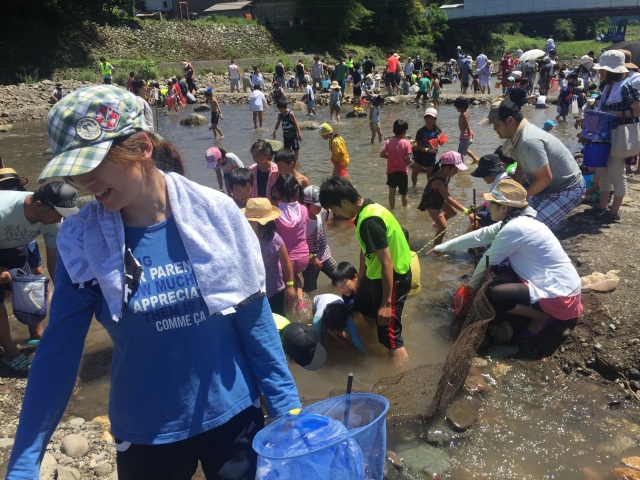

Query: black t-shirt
<box><xmin>509</xmin><ymin>86</ymin><xmax>528</xmax><ymax>108</ymax></box>
<box><xmin>354</xmin><ymin>200</ymin><xmax>388</xmax><ymax>257</ymax></box>
<box><xmin>257</xmin><ymin>169</ymin><xmax>269</xmax><ymax>198</ymax></box>
<box><xmin>352</xmin><ymin>70</ymin><xmax>362</xmax><ymax>86</ymax></box>
<box><xmin>275</xmin><ymin>64</ymin><xmax>285</xmax><ymax>77</ymax></box>
<box><xmin>413</xmin><ymin>125</ymin><xmax>441</xmax><ymax>163</ymax></box>
<box><xmin>296</xmin><ymin>63</ymin><xmax>304</xmax><ymax>76</ymax></box>
<box><xmin>363</xmin><ymin>59</ymin><xmax>375</xmax><ymax>75</ymax></box>
<box><xmin>413</xmin><ymin>59</ymin><xmax>423</xmax><ymax>72</ymax></box>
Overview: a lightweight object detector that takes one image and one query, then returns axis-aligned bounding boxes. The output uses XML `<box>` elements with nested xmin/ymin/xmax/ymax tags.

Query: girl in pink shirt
<box><xmin>272</xmin><ymin>174</ymin><xmax>310</xmax><ymax>305</ymax></box>
<box><xmin>249</xmin><ymin>140</ymin><xmax>279</xmax><ymax>199</ymax></box>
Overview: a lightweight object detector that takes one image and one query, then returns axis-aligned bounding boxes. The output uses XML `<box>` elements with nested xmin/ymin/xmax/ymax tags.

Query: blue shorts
<box><xmin>307</xmin><ymin>99</ymin><xmax>314</xmax><ymax>110</ymax></box>
<box><xmin>458</xmin><ymin>138</ymin><xmax>470</xmax><ymax>156</ymax></box>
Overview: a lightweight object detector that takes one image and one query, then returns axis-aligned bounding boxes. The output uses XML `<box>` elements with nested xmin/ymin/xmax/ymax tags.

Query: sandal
<box><xmin>4</xmin><ymin>353</ymin><xmax>31</xmax><ymax>372</ymax></box>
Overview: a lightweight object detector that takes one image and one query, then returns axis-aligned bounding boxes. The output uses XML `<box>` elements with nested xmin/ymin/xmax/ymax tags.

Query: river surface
<box><xmin>2</xmin><ymin>99</ymin><xmax>638</xmax><ymax>478</ymax></box>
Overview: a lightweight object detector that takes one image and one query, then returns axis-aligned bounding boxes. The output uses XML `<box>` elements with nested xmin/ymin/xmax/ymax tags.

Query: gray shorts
<box><xmin>458</xmin><ymin>138</ymin><xmax>470</xmax><ymax>156</ymax></box>
<box><xmin>230</xmin><ymin>78</ymin><xmax>239</xmax><ymax>90</ymax></box>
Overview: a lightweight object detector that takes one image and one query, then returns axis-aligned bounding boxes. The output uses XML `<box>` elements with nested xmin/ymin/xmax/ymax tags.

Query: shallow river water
<box><xmin>1</xmin><ymin>99</ymin><xmax>639</xmax><ymax>478</ymax></box>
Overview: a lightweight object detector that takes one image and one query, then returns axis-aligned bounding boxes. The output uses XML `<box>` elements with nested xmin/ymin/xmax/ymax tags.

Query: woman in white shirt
<box><xmin>432</xmin><ymin>179</ymin><xmax>583</xmax><ymax>336</ymax></box>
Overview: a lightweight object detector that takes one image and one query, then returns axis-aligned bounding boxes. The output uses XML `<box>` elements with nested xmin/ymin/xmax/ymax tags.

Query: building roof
<box><xmin>204</xmin><ymin>1</ymin><xmax>252</xmax><ymax>12</ymax></box>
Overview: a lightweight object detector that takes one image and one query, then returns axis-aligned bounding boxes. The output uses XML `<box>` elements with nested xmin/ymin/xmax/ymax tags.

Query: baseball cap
<box><xmin>423</xmin><ymin>107</ymin><xmax>437</xmax><ymax>118</ymax></box>
<box><xmin>39</xmin><ymin>85</ymin><xmax>150</xmax><ymax>183</ymax></box>
<box><xmin>33</xmin><ymin>181</ymin><xmax>79</xmax><ymax>217</ymax></box>
<box><xmin>479</xmin><ymin>99</ymin><xmax>520</xmax><ymax>126</ymax></box>
<box><xmin>507</xmin><ymin>76</ymin><xmax>515</xmax><ymax>82</ymax></box>
<box><xmin>470</xmin><ymin>154</ymin><xmax>505</xmax><ymax>178</ymax></box>
<box><xmin>303</xmin><ymin>185</ymin><xmax>321</xmax><ymax>207</ymax></box>
<box><xmin>439</xmin><ymin>151</ymin><xmax>467</xmax><ymax>170</ymax></box>
<box><xmin>205</xmin><ymin>147</ymin><xmax>222</xmax><ymax>169</ymax></box>
<box><xmin>543</xmin><ymin>119</ymin><xmax>557</xmax><ymax>129</ymax></box>
<box><xmin>281</xmin><ymin>323</ymin><xmax>327</xmax><ymax>371</ymax></box>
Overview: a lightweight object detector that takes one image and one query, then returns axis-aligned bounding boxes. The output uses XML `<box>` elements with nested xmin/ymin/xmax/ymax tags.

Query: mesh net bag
<box><xmin>372</xmin><ymin>272</ymin><xmax>496</xmax><ymax>421</ymax></box>
<box><xmin>581</xmin><ymin>110</ymin><xmax>617</xmax><ymax>141</ymax></box>
<box><xmin>253</xmin><ymin>393</ymin><xmax>388</xmax><ymax>480</ymax></box>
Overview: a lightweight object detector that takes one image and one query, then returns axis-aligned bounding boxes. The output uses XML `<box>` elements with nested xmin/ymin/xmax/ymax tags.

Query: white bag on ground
<box><xmin>581</xmin><ymin>270</ymin><xmax>619</xmax><ymax>292</ymax></box>
<box><xmin>9</xmin><ymin>268</ymin><xmax>49</xmax><ymax>325</ymax></box>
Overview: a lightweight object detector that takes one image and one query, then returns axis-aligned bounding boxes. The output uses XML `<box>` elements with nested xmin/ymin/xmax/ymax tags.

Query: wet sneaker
<box><xmin>584</xmin><ymin>206</ymin><xmax>606</xmax><ymax>217</ymax></box>
<box><xmin>598</xmin><ymin>210</ymin><xmax>620</xmax><ymax>223</ymax></box>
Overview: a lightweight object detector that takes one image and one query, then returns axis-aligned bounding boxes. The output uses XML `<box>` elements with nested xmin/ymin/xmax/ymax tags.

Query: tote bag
<box><xmin>9</xmin><ymin>268</ymin><xmax>49</xmax><ymax>325</ymax></box>
<box><xmin>610</xmin><ymin>109</ymin><xmax>640</xmax><ymax>158</ymax></box>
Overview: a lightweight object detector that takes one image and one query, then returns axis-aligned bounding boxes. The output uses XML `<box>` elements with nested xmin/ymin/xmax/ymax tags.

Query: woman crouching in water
<box><xmin>7</xmin><ymin>85</ymin><xmax>300</xmax><ymax>480</ymax></box>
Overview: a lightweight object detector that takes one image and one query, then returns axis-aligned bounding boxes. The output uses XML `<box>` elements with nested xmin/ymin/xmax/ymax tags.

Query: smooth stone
<box><xmin>0</xmin><ymin>437</ymin><xmax>14</xmax><ymax>448</ymax></box>
<box><xmin>386</xmin><ymin>450</ymin><xmax>404</xmax><ymax>469</ymax></box>
<box><xmin>345</xmin><ymin>110</ymin><xmax>367</xmax><ymax>118</ymax></box>
<box><xmin>489</xmin><ymin>321</ymin><xmax>514</xmax><ymax>344</ymax></box>
<box><xmin>56</xmin><ymin>466</ymin><xmax>81</xmax><ymax>480</ymax></box>
<box><xmin>446</xmin><ymin>396</ymin><xmax>480</xmax><ymax>431</ymax></box>
<box><xmin>60</xmin><ymin>434</ymin><xmax>89</xmax><ymax>459</ymax></box>
<box><xmin>383</xmin><ymin>457</ymin><xmax>402</xmax><ymax>480</ymax></box>
<box><xmin>486</xmin><ymin>344</ymin><xmax>520</xmax><ymax>358</ymax></box>
<box><xmin>464</xmin><ymin>373</ymin><xmax>490</xmax><ymax>394</ymax></box>
<box><xmin>623</xmin><ymin>457</ymin><xmax>640</xmax><ymax>470</ymax></box>
<box><xmin>0</xmin><ymin>124</ymin><xmax>14</xmax><ymax>132</ymax></box>
<box><xmin>608</xmin><ymin>468</ymin><xmax>640</xmax><ymax>480</ymax></box>
<box><xmin>396</xmin><ymin>443</ymin><xmax>450</xmax><ymax>477</ymax></box>
<box><xmin>299</xmin><ymin>120</ymin><xmax>320</xmax><ymax>130</ymax></box>
<box><xmin>179</xmin><ymin>113</ymin><xmax>208</xmax><ymax>126</ymax></box>
<box><xmin>193</xmin><ymin>104</ymin><xmax>210</xmax><ymax>112</ymax></box>
<box><xmin>290</xmin><ymin>100</ymin><xmax>306</xmax><ymax>111</ymax></box>
<box><xmin>68</xmin><ymin>417</ymin><xmax>85</xmax><ymax>427</ymax></box>
<box><xmin>470</xmin><ymin>357</ymin><xmax>488</xmax><ymax>367</ymax></box>
<box><xmin>425</xmin><ymin>416</ymin><xmax>470</xmax><ymax>446</ymax></box>
<box><xmin>95</xmin><ymin>463</ymin><xmax>113</xmax><ymax>475</ymax></box>
<box><xmin>40</xmin><ymin>452</ymin><xmax>58</xmax><ymax>479</ymax></box>
<box><xmin>492</xmin><ymin>363</ymin><xmax>512</xmax><ymax>378</ymax></box>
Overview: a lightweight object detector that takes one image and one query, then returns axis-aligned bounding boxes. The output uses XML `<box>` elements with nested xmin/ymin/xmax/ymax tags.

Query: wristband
<box><xmin>462</xmin><ymin>207</ymin><xmax>469</xmax><ymax>216</ymax></box>
<box><xmin>309</xmin><ymin>253</ymin><xmax>315</xmax><ymax>259</ymax></box>
<box><xmin>285</xmin><ymin>281</ymin><xmax>294</xmax><ymax>286</ymax></box>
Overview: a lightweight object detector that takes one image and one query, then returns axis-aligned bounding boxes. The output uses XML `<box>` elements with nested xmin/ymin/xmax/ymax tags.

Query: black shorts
<box><xmin>283</xmin><ymin>136</ymin><xmax>300</xmax><ymax>151</ymax></box>
<box><xmin>354</xmin><ymin>270</ymin><xmax>411</xmax><ymax>350</ymax></box>
<box><xmin>384</xmin><ymin>73</ymin><xmax>396</xmax><ymax>87</ymax></box>
<box><xmin>115</xmin><ymin>405</ymin><xmax>264</xmax><ymax>480</ymax></box>
<box><xmin>0</xmin><ymin>246</ymin><xmax>29</xmax><ymax>302</ymax></box>
<box><xmin>353</xmin><ymin>86</ymin><xmax>362</xmax><ymax>96</ymax></box>
<box><xmin>386</xmin><ymin>171</ymin><xmax>409</xmax><ymax>195</ymax></box>
<box><xmin>412</xmin><ymin>149</ymin><xmax>436</xmax><ymax>168</ymax></box>
<box><xmin>211</xmin><ymin>111</ymin><xmax>220</xmax><ymax>125</ymax></box>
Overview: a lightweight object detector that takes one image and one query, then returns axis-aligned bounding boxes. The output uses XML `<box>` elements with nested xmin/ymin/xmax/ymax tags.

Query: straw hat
<box><xmin>242</xmin><ymin>198</ymin><xmax>280</xmax><ymax>224</ymax></box>
<box><xmin>0</xmin><ymin>168</ymin><xmax>28</xmax><ymax>188</ymax></box>
<box><xmin>483</xmin><ymin>179</ymin><xmax>529</xmax><ymax>208</ymax></box>
<box><xmin>618</xmin><ymin>49</ymin><xmax>638</xmax><ymax>70</ymax></box>
<box><xmin>330</xmin><ymin>81</ymin><xmax>341</xmax><ymax>90</ymax></box>
<box><xmin>593</xmin><ymin>50</ymin><xmax>628</xmax><ymax>73</ymax></box>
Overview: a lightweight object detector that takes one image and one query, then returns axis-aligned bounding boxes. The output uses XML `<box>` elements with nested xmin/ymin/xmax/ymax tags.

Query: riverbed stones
<box><xmin>68</xmin><ymin>417</ymin><xmax>85</xmax><ymax>428</ymax></box>
<box><xmin>425</xmin><ymin>416</ymin><xmax>470</xmax><ymax>446</ymax></box>
<box><xmin>60</xmin><ymin>434</ymin><xmax>89</xmax><ymax>459</ymax></box>
<box><xmin>180</xmin><ymin>113</ymin><xmax>208</xmax><ymax>126</ymax></box>
<box><xmin>193</xmin><ymin>105</ymin><xmax>210</xmax><ymax>112</ymax></box>
<box><xmin>345</xmin><ymin>110</ymin><xmax>367</xmax><ymax>118</ymax></box>
<box><xmin>0</xmin><ymin>124</ymin><xmax>13</xmax><ymax>132</ymax></box>
<box><xmin>623</xmin><ymin>457</ymin><xmax>640</xmax><ymax>470</ymax></box>
<box><xmin>446</xmin><ymin>396</ymin><xmax>480</xmax><ymax>431</ymax></box>
<box><xmin>56</xmin><ymin>465</ymin><xmax>81</xmax><ymax>480</ymax></box>
<box><xmin>396</xmin><ymin>443</ymin><xmax>450</xmax><ymax>477</ymax></box>
<box><xmin>608</xmin><ymin>467</ymin><xmax>640</xmax><ymax>479</ymax></box>
<box><xmin>40</xmin><ymin>452</ymin><xmax>58</xmax><ymax>479</ymax></box>
<box><xmin>464</xmin><ymin>372</ymin><xmax>490</xmax><ymax>394</ymax></box>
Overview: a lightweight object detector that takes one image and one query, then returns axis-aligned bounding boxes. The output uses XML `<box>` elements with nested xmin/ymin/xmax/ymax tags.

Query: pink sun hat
<box><xmin>439</xmin><ymin>151</ymin><xmax>468</xmax><ymax>170</ymax></box>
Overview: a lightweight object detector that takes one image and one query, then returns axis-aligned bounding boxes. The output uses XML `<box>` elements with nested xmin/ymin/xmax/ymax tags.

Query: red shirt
<box><xmin>386</xmin><ymin>56</ymin><xmax>399</xmax><ymax>74</ymax></box>
<box><xmin>382</xmin><ymin>137</ymin><xmax>412</xmax><ymax>174</ymax></box>
<box><xmin>127</xmin><ymin>77</ymin><xmax>135</xmax><ymax>93</ymax></box>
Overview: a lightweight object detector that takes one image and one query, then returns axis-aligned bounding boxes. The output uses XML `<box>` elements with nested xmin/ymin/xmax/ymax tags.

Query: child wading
<box><xmin>454</xmin><ymin>96</ymin><xmax>476</xmax><ymax>162</ymax></box>
<box><xmin>380</xmin><ymin>119</ymin><xmax>412</xmax><ymax>209</ymax></box>
<box><xmin>369</xmin><ymin>95</ymin><xmax>384</xmax><ymax>144</ymax></box>
<box><xmin>411</xmin><ymin>108</ymin><xmax>444</xmax><ymax>186</ymax></box>
<box><xmin>204</xmin><ymin>90</ymin><xmax>224</xmax><ymax>139</ymax></box>
<box><xmin>319</xmin><ymin>123</ymin><xmax>350</xmax><ymax>178</ymax></box>
<box><xmin>273</xmin><ymin>100</ymin><xmax>303</xmax><ymax>163</ymax></box>
<box><xmin>417</xmin><ymin>151</ymin><xmax>470</xmax><ymax>247</ymax></box>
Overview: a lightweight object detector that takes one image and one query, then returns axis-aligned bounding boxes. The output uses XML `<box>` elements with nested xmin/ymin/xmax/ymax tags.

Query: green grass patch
<box><xmin>196</xmin><ymin>14</ymin><xmax>257</xmax><ymax>25</ymax></box>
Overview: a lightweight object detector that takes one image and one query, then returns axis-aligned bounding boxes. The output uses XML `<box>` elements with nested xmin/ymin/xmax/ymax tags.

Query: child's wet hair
<box><xmin>277</xmin><ymin>99</ymin><xmax>288</xmax><ymax>109</ymax></box>
<box><xmin>274</xmin><ymin>148</ymin><xmax>296</xmax><ymax>165</ymax></box>
<box><xmin>250</xmin><ymin>139</ymin><xmax>274</xmax><ymax>159</ymax></box>
<box><xmin>393</xmin><ymin>119</ymin><xmax>409</xmax><ymax>136</ymax></box>
<box><xmin>321</xmin><ymin>302</ymin><xmax>349</xmax><ymax>332</ymax></box>
<box><xmin>332</xmin><ymin>261</ymin><xmax>358</xmax><ymax>285</ymax></box>
<box><xmin>454</xmin><ymin>96</ymin><xmax>469</xmax><ymax>110</ymax></box>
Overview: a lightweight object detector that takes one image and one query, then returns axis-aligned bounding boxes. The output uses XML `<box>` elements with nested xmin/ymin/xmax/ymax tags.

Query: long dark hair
<box><xmin>272</xmin><ymin>173</ymin><xmax>301</xmax><ymax>203</ymax></box>
<box><xmin>258</xmin><ymin>220</ymin><xmax>277</xmax><ymax>241</ymax></box>
<box><xmin>497</xmin><ymin>205</ymin><xmax>529</xmax><ymax>232</ymax></box>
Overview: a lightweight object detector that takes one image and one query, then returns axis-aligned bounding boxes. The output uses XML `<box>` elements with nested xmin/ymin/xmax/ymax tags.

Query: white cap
<box><xmin>423</xmin><ymin>107</ymin><xmax>437</xmax><ymax>118</ymax></box>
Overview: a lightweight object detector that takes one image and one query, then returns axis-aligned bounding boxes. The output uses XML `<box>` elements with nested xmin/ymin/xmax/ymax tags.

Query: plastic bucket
<box><xmin>583</xmin><ymin>142</ymin><xmax>610</xmax><ymax>168</ymax></box>
<box><xmin>582</xmin><ymin>110</ymin><xmax>618</xmax><ymax>141</ymax></box>
<box><xmin>321</xmin><ymin>80</ymin><xmax>330</xmax><ymax>89</ymax></box>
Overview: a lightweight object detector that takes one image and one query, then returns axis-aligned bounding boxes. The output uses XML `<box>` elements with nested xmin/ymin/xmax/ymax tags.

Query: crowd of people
<box><xmin>2</xmin><ymin>39</ymin><xmax>639</xmax><ymax>478</ymax></box>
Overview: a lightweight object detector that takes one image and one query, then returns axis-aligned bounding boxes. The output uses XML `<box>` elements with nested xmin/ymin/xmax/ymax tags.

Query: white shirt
<box><xmin>228</xmin><ymin>64</ymin><xmax>239</xmax><ymax>80</ymax></box>
<box><xmin>215</xmin><ymin>153</ymin><xmax>244</xmax><ymax>175</ymax></box>
<box><xmin>249</xmin><ymin>90</ymin><xmax>267</xmax><ymax>111</ymax></box>
<box><xmin>306</xmin><ymin>85</ymin><xmax>314</xmax><ymax>101</ymax></box>
<box><xmin>251</xmin><ymin>73</ymin><xmax>264</xmax><ymax>89</ymax></box>
<box><xmin>435</xmin><ymin>213</ymin><xmax>581</xmax><ymax>301</ymax></box>
<box><xmin>476</xmin><ymin>53</ymin><xmax>487</xmax><ymax>69</ymax></box>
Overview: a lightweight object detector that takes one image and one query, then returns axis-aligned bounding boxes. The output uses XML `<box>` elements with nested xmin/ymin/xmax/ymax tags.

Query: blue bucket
<box><xmin>583</xmin><ymin>142</ymin><xmax>610</xmax><ymax>168</ymax></box>
<box><xmin>321</xmin><ymin>80</ymin><xmax>330</xmax><ymax>89</ymax></box>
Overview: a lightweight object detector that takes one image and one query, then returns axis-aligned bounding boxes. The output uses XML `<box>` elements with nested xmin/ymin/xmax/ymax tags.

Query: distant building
<box><xmin>204</xmin><ymin>1</ymin><xmax>252</xmax><ymax>18</ymax></box>
<box><xmin>251</xmin><ymin>0</ymin><xmax>297</xmax><ymax>25</ymax></box>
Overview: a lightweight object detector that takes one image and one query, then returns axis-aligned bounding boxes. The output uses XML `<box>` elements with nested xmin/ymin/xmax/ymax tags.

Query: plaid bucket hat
<box><xmin>39</xmin><ymin>85</ymin><xmax>149</xmax><ymax>183</ymax></box>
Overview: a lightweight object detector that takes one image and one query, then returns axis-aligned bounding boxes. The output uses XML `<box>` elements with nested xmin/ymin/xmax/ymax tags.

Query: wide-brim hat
<box><xmin>594</xmin><ymin>50</ymin><xmax>628</xmax><ymax>73</ymax></box>
<box><xmin>618</xmin><ymin>49</ymin><xmax>639</xmax><ymax>70</ymax></box>
<box><xmin>0</xmin><ymin>168</ymin><xmax>28</xmax><ymax>188</ymax></box>
<box><xmin>483</xmin><ymin>179</ymin><xmax>528</xmax><ymax>207</ymax></box>
<box><xmin>242</xmin><ymin>198</ymin><xmax>280</xmax><ymax>225</ymax></box>
<box><xmin>470</xmin><ymin>154</ymin><xmax>505</xmax><ymax>178</ymax></box>
<box><xmin>330</xmin><ymin>81</ymin><xmax>341</xmax><ymax>89</ymax></box>
<box><xmin>39</xmin><ymin>85</ymin><xmax>149</xmax><ymax>183</ymax></box>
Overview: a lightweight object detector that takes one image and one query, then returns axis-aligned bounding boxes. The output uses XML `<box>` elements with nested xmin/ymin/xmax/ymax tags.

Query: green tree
<box><xmin>553</xmin><ymin>19</ymin><xmax>575</xmax><ymax>41</ymax></box>
<box><xmin>294</xmin><ymin>0</ymin><xmax>372</xmax><ymax>46</ymax></box>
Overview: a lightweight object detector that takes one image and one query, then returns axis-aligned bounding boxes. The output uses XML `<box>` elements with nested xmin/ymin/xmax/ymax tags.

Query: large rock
<box><xmin>56</xmin><ymin>466</ymin><xmax>81</xmax><ymax>480</ymax></box>
<box><xmin>60</xmin><ymin>434</ymin><xmax>89</xmax><ymax>459</ymax></box>
<box><xmin>623</xmin><ymin>457</ymin><xmax>640</xmax><ymax>470</ymax></box>
<box><xmin>446</xmin><ymin>396</ymin><xmax>480</xmax><ymax>431</ymax></box>
<box><xmin>290</xmin><ymin>100</ymin><xmax>306</xmax><ymax>111</ymax></box>
<box><xmin>179</xmin><ymin>113</ymin><xmax>208</xmax><ymax>126</ymax></box>
<box><xmin>193</xmin><ymin>104</ymin><xmax>210</xmax><ymax>112</ymax></box>
<box><xmin>345</xmin><ymin>109</ymin><xmax>367</xmax><ymax>118</ymax></box>
<box><xmin>0</xmin><ymin>124</ymin><xmax>14</xmax><ymax>132</ymax></box>
<box><xmin>608</xmin><ymin>468</ymin><xmax>640</xmax><ymax>480</ymax></box>
<box><xmin>396</xmin><ymin>443</ymin><xmax>450</xmax><ymax>477</ymax></box>
<box><xmin>40</xmin><ymin>451</ymin><xmax>58</xmax><ymax>479</ymax></box>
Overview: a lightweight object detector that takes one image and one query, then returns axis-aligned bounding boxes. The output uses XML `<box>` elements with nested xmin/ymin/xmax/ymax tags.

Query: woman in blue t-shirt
<box><xmin>7</xmin><ymin>85</ymin><xmax>300</xmax><ymax>480</ymax></box>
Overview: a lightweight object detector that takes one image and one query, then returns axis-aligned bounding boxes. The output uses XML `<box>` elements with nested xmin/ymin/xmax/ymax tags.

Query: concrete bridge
<box><xmin>441</xmin><ymin>0</ymin><xmax>640</xmax><ymax>23</ymax></box>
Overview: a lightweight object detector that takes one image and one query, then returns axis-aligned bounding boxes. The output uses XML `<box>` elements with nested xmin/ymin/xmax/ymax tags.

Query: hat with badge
<box><xmin>303</xmin><ymin>185</ymin><xmax>321</xmax><ymax>208</ymax></box>
<box><xmin>39</xmin><ymin>85</ymin><xmax>150</xmax><ymax>183</ymax></box>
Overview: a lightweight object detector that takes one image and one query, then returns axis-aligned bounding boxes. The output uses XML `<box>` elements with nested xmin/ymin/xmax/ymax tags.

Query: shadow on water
<box><xmin>2</xmin><ymin>100</ymin><xmax>639</xmax><ymax>478</ymax></box>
